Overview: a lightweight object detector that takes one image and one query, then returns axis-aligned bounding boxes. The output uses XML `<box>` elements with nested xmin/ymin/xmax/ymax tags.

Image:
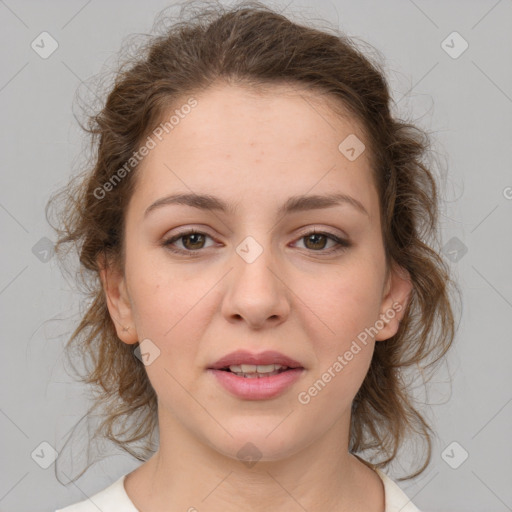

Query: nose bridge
<box><xmin>221</xmin><ymin>230</ymin><xmax>290</xmax><ymax>326</ymax></box>
<box><xmin>234</xmin><ymin>231</ymin><xmax>282</xmax><ymax>294</ymax></box>
<box><xmin>228</xmin><ymin>206</ymin><xmax>280</xmax><ymax>271</ymax></box>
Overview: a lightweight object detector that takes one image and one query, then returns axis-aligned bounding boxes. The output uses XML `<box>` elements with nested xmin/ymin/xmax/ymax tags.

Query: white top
<box><xmin>55</xmin><ymin>468</ymin><xmax>420</xmax><ymax>511</ymax></box>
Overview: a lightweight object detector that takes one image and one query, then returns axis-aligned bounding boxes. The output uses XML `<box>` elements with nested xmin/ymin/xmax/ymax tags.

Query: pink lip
<box><xmin>208</xmin><ymin>367</ymin><xmax>305</xmax><ymax>400</ymax></box>
<box><xmin>208</xmin><ymin>349</ymin><xmax>304</xmax><ymax>370</ymax></box>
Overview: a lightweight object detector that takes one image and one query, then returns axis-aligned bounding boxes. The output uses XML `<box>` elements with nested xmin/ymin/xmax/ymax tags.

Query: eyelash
<box><xmin>161</xmin><ymin>228</ymin><xmax>351</xmax><ymax>256</ymax></box>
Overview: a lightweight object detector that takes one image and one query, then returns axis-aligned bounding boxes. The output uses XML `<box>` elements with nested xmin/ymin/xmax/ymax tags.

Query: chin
<box><xmin>204</xmin><ymin>425</ymin><xmax>306</xmax><ymax>465</ymax></box>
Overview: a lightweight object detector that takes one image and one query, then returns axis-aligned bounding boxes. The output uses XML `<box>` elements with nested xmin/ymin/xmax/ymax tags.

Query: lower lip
<box><xmin>208</xmin><ymin>368</ymin><xmax>305</xmax><ymax>400</ymax></box>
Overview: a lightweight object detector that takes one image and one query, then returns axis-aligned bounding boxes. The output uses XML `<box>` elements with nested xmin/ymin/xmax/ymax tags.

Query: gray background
<box><xmin>1</xmin><ymin>0</ymin><xmax>511</xmax><ymax>511</ymax></box>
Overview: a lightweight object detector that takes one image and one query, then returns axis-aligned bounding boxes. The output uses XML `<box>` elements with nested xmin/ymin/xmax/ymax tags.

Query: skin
<box><xmin>100</xmin><ymin>82</ymin><xmax>412</xmax><ymax>512</ymax></box>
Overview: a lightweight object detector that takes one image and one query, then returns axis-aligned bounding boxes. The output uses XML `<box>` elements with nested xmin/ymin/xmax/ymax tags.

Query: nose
<box><xmin>220</xmin><ymin>236</ymin><xmax>291</xmax><ymax>330</ymax></box>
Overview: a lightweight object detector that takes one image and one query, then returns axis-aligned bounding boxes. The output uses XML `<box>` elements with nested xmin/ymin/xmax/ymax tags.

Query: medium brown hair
<box><xmin>47</xmin><ymin>0</ymin><xmax>459</xmax><ymax>484</ymax></box>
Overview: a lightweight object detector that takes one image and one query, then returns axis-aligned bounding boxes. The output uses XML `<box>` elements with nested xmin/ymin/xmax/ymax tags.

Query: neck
<box><xmin>124</xmin><ymin>407</ymin><xmax>384</xmax><ymax>512</ymax></box>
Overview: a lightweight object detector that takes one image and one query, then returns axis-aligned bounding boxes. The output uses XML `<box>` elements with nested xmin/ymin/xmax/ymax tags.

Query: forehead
<box><xmin>169</xmin><ymin>82</ymin><xmax>365</xmax><ymax>152</ymax></box>
<box><xmin>130</xmin><ymin>83</ymin><xmax>378</xmax><ymax>221</ymax></box>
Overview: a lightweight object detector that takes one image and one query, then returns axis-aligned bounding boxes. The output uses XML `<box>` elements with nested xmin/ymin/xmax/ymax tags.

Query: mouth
<box><xmin>207</xmin><ymin>350</ymin><xmax>305</xmax><ymax>400</ymax></box>
<box><xmin>208</xmin><ymin>349</ymin><xmax>304</xmax><ymax>373</ymax></box>
<box><xmin>207</xmin><ymin>365</ymin><xmax>305</xmax><ymax>400</ymax></box>
<box><xmin>216</xmin><ymin>363</ymin><xmax>300</xmax><ymax>378</ymax></box>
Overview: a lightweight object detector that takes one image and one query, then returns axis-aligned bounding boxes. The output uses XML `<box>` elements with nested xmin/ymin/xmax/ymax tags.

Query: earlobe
<box><xmin>375</xmin><ymin>262</ymin><xmax>413</xmax><ymax>342</ymax></box>
<box><xmin>97</xmin><ymin>254</ymin><xmax>138</xmax><ymax>345</ymax></box>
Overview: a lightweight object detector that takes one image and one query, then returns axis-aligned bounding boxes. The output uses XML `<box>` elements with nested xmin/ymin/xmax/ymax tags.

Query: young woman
<box><xmin>50</xmin><ymin>2</ymin><xmax>457</xmax><ymax>511</ymax></box>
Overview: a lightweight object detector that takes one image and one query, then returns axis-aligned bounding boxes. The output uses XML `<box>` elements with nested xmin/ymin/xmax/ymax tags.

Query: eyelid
<box><xmin>295</xmin><ymin>225</ymin><xmax>348</xmax><ymax>240</ymax></box>
<box><xmin>161</xmin><ymin>225</ymin><xmax>351</xmax><ymax>255</ymax></box>
<box><xmin>162</xmin><ymin>228</ymin><xmax>217</xmax><ymax>252</ymax></box>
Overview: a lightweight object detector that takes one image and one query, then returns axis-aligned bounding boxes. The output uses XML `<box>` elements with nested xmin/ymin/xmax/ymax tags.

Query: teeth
<box><xmin>228</xmin><ymin>364</ymin><xmax>288</xmax><ymax>374</ymax></box>
<box><xmin>235</xmin><ymin>371</ymin><xmax>281</xmax><ymax>378</ymax></box>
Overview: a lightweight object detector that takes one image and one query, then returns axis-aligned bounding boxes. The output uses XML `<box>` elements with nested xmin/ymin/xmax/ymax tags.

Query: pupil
<box><xmin>185</xmin><ymin>233</ymin><xmax>204</xmax><ymax>249</ymax></box>
<box><xmin>307</xmin><ymin>234</ymin><xmax>325</xmax><ymax>250</ymax></box>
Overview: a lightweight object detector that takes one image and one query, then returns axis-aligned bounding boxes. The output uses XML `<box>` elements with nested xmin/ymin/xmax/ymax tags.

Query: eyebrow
<box><xmin>144</xmin><ymin>192</ymin><xmax>369</xmax><ymax>218</ymax></box>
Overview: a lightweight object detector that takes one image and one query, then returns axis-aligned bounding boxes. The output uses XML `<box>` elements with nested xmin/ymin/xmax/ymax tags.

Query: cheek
<box><xmin>130</xmin><ymin>277</ymin><xmax>202</xmax><ymax>344</ymax></box>
<box><xmin>298</xmin><ymin>273</ymin><xmax>381</xmax><ymax>416</ymax></box>
<box><xmin>126</xmin><ymin>253</ymin><xmax>214</xmax><ymax>366</ymax></box>
<box><xmin>125</xmin><ymin>243</ymin><xmax>185</xmax><ymax>334</ymax></box>
<box><xmin>126</xmin><ymin>268</ymin><xmax>210</xmax><ymax>403</ymax></box>
<box><xmin>309</xmin><ymin>261</ymin><xmax>384</xmax><ymax>341</ymax></box>
<box><xmin>130</xmin><ymin>279</ymin><xmax>170</xmax><ymax>335</ymax></box>
<box><xmin>301</xmin><ymin>261</ymin><xmax>384</xmax><ymax>403</ymax></box>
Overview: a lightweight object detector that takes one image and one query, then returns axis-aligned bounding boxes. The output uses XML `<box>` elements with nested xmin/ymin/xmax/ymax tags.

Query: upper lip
<box><xmin>208</xmin><ymin>350</ymin><xmax>304</xmax><ymax>370</ymax></box>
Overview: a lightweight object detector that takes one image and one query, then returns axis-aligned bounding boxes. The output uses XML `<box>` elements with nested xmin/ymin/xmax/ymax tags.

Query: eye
<box><xmin>292</xmin><ymin>229</ymin><xmax>351</xmax><ymax>254</ymax></box>
<box><xmin>162</xmin><ymin>230</ymin><xmax>216</xmax><ymax>254</ymax></box>
<box><xmin>161</xmin><ymin>228</ymin><xmax>351</xmax><ymax>255</ymax></box>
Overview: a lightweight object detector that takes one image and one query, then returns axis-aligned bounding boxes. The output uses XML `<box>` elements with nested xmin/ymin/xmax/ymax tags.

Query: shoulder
<box><xmin>55</xmin><ymin>468</ymin><xmax>421</xmax><ymax>512</ymax></box>
<box><xmin>375</xmin><ymin>468</ymin><xmax>422</xmax><ymax>512</ymax></box>
<box><xmin>55</xmin><ymin>474</ymin><xmax>138</xmax><ymax>512</ymax></box>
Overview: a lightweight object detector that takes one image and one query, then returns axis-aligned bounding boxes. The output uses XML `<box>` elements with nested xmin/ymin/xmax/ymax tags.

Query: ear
<box><xmin>374</xmin><ymin>261</ymin><xmax>413</xmax><ymax>342</ymax></box>
<box><xmin>97</xmin><ymin>252</ymin><xmax>138</xmax><ymax>345</ymax></box>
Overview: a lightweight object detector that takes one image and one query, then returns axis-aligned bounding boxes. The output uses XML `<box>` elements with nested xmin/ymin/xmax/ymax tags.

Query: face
<box><xmin>101</xmin><ymin>83</ymin><xmax>412</xmax><ymax>463</ymax></box>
